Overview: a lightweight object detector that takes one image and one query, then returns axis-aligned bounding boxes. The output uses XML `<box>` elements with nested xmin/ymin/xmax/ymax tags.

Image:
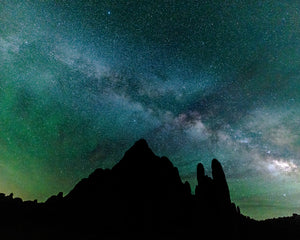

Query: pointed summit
<box><xmin>112</xmin><ymin>139</ymin><xmax>155</xmax><ymax>172</ymax></box>
<box><xmin>133</xmin><ymin>138</ymin><xmax>149</xmax><ymax>148</ymax></box>
<box><xmin>125</xmin><ymin>138</ymin><xmax>153</xmax><ymax>159</ymax></box>
<box><xmin>123</xmin><ymin>138</ymin><xmax>153</xmax><ymax>158</ymax></box>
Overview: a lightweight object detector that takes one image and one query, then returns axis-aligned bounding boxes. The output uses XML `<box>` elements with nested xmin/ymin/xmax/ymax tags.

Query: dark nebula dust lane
<box><xmin>0</xmin><ymin>1</ymin><xmax>299</xmax><ymax>220</ymax></box>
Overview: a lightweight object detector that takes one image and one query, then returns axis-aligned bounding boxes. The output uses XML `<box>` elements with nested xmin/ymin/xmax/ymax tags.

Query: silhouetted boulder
<box><xmin>211</xmin><ymin>158</ymin><xmax>231</xmax><ymax>206</ymax></box>
<box><xmin>195</xmin><ymin>162</ymin><xmax>214</xmax><ymax>203</ymax></box>
<box><xmin>197</xmin><ymin>162</ymin><xmax>205</xmax><ymax>182</ymax></box>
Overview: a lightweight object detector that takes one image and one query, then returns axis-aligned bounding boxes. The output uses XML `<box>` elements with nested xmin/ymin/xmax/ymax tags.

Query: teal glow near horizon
<box><xmin>0</xmin><ymin>1</ymin><xmax>299</xmax><ymax>220</ymax></box>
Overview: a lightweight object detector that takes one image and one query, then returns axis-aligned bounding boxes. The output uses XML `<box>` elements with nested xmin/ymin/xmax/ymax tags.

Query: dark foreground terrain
<box><xmin>0</xmin><ymin>139</ymin><xmax>299</xmax><ymax>239</ymax></box>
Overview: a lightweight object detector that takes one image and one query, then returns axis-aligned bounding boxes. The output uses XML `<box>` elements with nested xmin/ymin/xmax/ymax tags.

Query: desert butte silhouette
<box><xmin>0</xmin><ymin>139</ymin><xmax>299</xmax><ymax>239</ymax></box>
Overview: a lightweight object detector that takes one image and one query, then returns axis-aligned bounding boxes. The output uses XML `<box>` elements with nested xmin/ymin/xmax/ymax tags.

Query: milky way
<box><xmin>0</xmin><ymin>1</ymin><xmax>299</xmax><ymax>219</ymax></box>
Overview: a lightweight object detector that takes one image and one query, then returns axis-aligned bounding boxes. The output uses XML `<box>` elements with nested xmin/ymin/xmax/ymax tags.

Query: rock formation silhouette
<box><xmin>0</xmin><ymin>139</ymin><xmax>299</xmax><ymax>239</ymax></box>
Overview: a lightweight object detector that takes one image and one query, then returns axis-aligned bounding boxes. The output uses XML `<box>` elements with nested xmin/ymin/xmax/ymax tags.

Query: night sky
<box><xmin>1</xmin><ymin>1</ymin><xmax>299</xmax><ymax>220</ymax></box>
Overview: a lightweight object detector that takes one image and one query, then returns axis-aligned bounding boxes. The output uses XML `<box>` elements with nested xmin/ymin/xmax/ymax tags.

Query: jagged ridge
<box><xmin>60</xmin><ymin>139</ymin><xmax>239</xmax><ymax>236</ymax></box>
<box><xmin>0</xmin><ymin>139</ymin><xmax>299</xmax><ymax>240</ymax></box>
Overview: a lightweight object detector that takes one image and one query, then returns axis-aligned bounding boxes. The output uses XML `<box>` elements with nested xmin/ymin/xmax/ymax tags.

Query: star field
<box><xmin>0</xmin><ymin>1</ymin><xmax>299</xmax><ymax>220</ymax></box>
